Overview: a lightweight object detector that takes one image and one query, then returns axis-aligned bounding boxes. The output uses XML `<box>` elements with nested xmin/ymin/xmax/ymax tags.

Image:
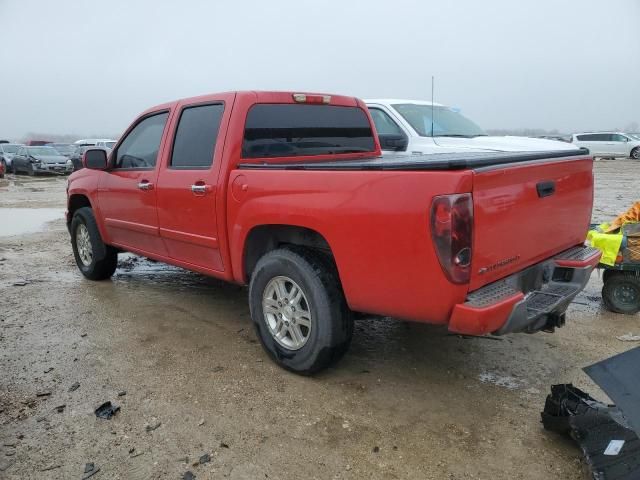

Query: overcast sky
<box><xmin>1</xmin><ymin>0</ymin><xmax>638</xmax><ymax>139</ymax></box>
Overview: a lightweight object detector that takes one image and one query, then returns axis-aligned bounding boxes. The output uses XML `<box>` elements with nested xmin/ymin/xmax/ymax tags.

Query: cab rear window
<box><xmin>242</xmin><ymin>104</ymin><xmax>375</xmax><ymax>158</ymax></box>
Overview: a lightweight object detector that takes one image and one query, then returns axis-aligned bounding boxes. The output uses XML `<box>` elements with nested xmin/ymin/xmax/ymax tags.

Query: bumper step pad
<box><xmin>555</xmin><ymin>245</ymin><xmax>601</xmax><ymax>262</ymax></box>
<box><xmin>525</xmin><ymin>284</ymin><xmax>577</xmax><ymax>319</ymax></box>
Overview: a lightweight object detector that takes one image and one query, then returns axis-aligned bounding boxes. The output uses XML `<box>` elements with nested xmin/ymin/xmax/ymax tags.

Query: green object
<box><xmin>587</xmin><ymin>225</ymin><xmax>623</xmax><ymax>266</ymax></box>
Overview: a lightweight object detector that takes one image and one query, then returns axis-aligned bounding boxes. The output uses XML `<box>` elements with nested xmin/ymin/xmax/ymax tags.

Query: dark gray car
<box><xmin>11</xmin><ymin>146</ymin><xmax>73</xmax><ymax>175</ymax></box>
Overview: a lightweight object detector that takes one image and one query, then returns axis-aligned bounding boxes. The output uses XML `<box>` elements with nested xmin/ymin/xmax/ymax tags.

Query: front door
<box><xmin>156</xmin><ymin>96</ymin><xmax>233</xmax><ymax>273</ymax></box>
<box><xmin>98</xmin><ymin>111</ymin><xmax>170</xmax><ymax>256</ymax></box>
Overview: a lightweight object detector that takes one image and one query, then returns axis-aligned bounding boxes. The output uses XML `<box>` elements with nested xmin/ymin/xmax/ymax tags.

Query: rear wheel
<box><xmin>249</xmin><ymin>247</ymin><xmax>353</xmax><ymax>375</ymax></box>
<box><xmin>71</xmin><ymin>207</ymin><xmax>118</xmax><ymax>280</ymax></box>
<box><xmin>631</xmin><ymin>147</ymin><xmax>640</xmax><ymax>160</ymax></box>
<box><xmin>602</xmin><ymin>271</ymin><xmax>640</xmax><ymax>314</ymax></box>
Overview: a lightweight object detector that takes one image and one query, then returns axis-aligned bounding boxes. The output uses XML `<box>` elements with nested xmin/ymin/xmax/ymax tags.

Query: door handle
<box><xmin>191</xmin><ymin>184</ymin><xmax>212</xmax><ymax>195</ymax></box>
<box><xmin>138</xmin><ymin>181</ymin><xmax>154</xmax><ymax>191</ymax></box>
<box><xmin>536</xmin><ymin>180</ymin><xmax>555</xmax><ymax>198</ymax></box>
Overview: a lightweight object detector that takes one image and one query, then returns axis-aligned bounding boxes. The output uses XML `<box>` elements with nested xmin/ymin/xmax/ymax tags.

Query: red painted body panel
<box><xmin>470</xmin><ymin>158</ymin><xmax>593</xmax><ymax>291</ymax></box>
<box><xmin>449</xmin><ymin>292</ymin><xmax>525</xmax><ymax>336</ymax></box>
<box><xmin>226</xmin><ymin>169</ymin><xmax>473</xmax><ymax>323</ymax></box>
<box><xmin>66</xmin><ymin>90</ymin><xmax>596</xmax><ymax>332</ymax></box>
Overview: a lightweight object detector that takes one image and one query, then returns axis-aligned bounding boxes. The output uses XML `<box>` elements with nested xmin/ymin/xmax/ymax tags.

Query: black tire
<box><xmin>70</xmin><ymin>207</ymin><xmax>118</xmax><ymax>280</ymax></box>
<box><xmin>249</xmin><ymin>247</ymin><xmax>353</xmax><ymax>375</ymax></box>
<box><xmin>631</xmin><ymin>147</ymin><xmax>640</xmax><ymax>160</ymax></box>
<box><xmin>602</xmin><ymin>271</ymin><xmax>640</xmax><ymax>315</ymax></box>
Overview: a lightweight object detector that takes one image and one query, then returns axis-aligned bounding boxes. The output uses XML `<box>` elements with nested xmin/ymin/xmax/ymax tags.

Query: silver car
<box><xmin>11</xmin><ymin>146</ymin><xmax>73</xmax><ymax>175</ymax></box>
<box><xmin>0</xmin><ymin>143</ymin><xmax>24</xmax><ymax>172</ymax></box>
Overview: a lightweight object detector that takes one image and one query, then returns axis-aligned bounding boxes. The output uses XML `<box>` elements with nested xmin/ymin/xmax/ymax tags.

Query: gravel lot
<box><xmin>1</xmin><ymin>158</ymin><xmax>638</xmax><ymax>479</ymax></box>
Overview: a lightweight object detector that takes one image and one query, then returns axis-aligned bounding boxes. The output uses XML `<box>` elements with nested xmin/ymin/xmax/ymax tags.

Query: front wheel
<box><xmin>249</xmin><ymin>248</ymin><xmax>353</xmax><ymax>375</ymax></box>
<box><xmin>602</xmin><ymin>271</ymin><xmax>640</xmax><ymax>314</ymax></box>
<box><xmin>631</xmin><ymin>147</ymin><xmax>640</xmax><ymax>160</ymax></box>
<box><xmin>71</xmin><ymin>207</ymin><xmax>118</xmax><ymax>280</ymax></box>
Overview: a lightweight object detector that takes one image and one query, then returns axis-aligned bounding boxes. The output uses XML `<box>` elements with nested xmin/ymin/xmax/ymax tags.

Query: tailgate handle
<box><xmin>537</xmin><ymin>181</ymin><xmax>556</xmax><ymax>198</ymax></box>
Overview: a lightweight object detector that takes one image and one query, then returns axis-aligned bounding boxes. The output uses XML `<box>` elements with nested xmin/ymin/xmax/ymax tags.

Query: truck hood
<box><xmin>432</xmin><ymin>136</ymin><xmax>580</xmax><ymax>153</ymax></box>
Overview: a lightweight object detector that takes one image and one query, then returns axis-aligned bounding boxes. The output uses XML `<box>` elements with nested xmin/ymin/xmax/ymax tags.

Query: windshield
<box><xmin>49</xmin><ymin>145</ymin><xmax>74</xmax><ymax>154</ymax></box>
<box><xmin>2</xmin><ymin>145</ymin><xmax>20</xmax><ymax>153</ymax></box>
<box><xmin>392</xmin><ymin>104</ymin><xmax>486</xmax><ymax>138</ymax></box>
<box><xmin>27</xmin><ymin>147</ymin><xmax>60</xmax><ymax>156</ymax></box>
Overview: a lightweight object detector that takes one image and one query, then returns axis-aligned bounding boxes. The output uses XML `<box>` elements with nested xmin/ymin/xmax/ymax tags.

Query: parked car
<box><xmin>0</xmin><ymin>157</ymin><xmax>4</xmax><ymax>178</ymax></box>
<box><xmin>46</xmin><ymin>143</ymin><xmax>75</xmax><ymax>157</ymax></box>
<box><xmin>67</xmin><ymin>90</ymin><xmax>600</xmax><ymax>374</ymax></box>
<box><xmin>0</xmin><ymin>143</ymin><xmax>24</xmax><ymax>173</ymax></box>
<box><xmin>12</xmin><ymin>146</ymin><xmax>73</xmax><ymax>175</ymax></box>
<box><xmin>70</xmin><ymin>145</ymin><xmax>111</xmax><ymax>171</ymax></box>
<box><xmin>25</xmin><ymin>139</ymin><xmax>54</xmax><ymax>146</ymax></box>
<box><xmin>571</xmin><ymin>132</ymin><xmax>640</xmax><ymax>159</ymax></box>
<box><xmin>74</xmin><ymin>138</ymin><xmax>117</xmax><ymax>149</ymax></box>
<box><xmin>365</xmin><ymin>99</ymin><xmax>581</xmax><ymax>155</ymax></box>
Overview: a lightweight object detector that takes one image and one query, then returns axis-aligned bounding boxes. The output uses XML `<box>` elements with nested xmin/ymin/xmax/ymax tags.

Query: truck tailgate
<box><xmin>470</xmin><ymin>156</ymin><xmax>593</xmax><ymax>291</ymax></box>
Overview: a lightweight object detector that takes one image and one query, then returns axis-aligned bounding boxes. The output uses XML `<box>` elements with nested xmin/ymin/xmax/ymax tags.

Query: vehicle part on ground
<box><xmin>249</xmin><ymin>248</ymin><xmax>352</xmax><ymax>374</ymax></box>
<box><xmin>584</xmin><ymin>347</ymin><xmax>640</xmax><ymax>436</ymax></box>
<box><xmin>542</xmin><ymin>383</ymin><xmax>640</xmax><ymax>480</ymax></box>
<box><xmin>70</xmin><ymin>207</ymin><xmax>118</xmax><ymax>280</ymax></box>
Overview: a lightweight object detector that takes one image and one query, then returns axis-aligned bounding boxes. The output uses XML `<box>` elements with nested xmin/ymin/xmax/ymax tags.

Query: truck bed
<box><xmin>239</xmin><ymin>148</ymin><xmax>589</xmax><ymax>171</ymax></box>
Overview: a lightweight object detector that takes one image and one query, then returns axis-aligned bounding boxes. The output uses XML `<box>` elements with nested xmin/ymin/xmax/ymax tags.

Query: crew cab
<box><xmin>67</xmin><ymin>91</ymin><xmax>600</xmax><ymax>374</ymax></box>
<box><xmin>366</xmin><ymin>99</ymin><xmax>580</xmax><ymax>155</ymax></box>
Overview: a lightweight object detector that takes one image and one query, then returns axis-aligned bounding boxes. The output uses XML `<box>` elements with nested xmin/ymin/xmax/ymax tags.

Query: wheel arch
<box><xmin>67</xmin><ymin>193</ymin><xmax>93</xmax><ymax>226</ymax></box>
<box><xmin>242</xmin><ymin>224</ymin><xmax>338</xmax><ymax>283</ymax></box>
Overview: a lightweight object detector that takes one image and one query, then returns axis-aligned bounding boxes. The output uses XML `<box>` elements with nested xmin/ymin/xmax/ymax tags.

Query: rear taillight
<box><xmin>430</xmin><ymin>193</ymin><xmax>473</xmax><ymax>284</ymax></box>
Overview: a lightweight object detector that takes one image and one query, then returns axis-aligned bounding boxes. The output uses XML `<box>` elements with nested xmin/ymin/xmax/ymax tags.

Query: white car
<box><xmin>74</xmin><ymin>138</ymin><xmax>117</xmax><ymax>149</ymax></box>
<box><xmin>570</xmin><ymin>132</ymin><xmax>640</xmax><ymax>159</ymax></box>
<box><xmin>365</xmin><ymin>99</ymin><xmax>580</xmax><ymax>155</ymax></box>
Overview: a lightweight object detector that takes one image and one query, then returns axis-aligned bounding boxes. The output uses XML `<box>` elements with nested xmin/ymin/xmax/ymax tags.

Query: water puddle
<box><xmin>0</xmin><ymin>208</ymin><xmax>64</xmax><ymax>237</ymax></box>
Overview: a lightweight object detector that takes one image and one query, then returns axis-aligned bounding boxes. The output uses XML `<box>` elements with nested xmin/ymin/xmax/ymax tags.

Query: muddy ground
<box><xmin>0</xmin><ymin>159</ymin><xmax>638</xmax><ymax>480</ymax></box>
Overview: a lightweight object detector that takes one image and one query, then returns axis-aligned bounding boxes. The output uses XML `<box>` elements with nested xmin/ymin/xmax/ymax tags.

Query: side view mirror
<box><xmin>82</xmin><ymin>149</ymin><xmax>108</xmax><ymax>170</ymax></box>
<box><xmin>378</xmin><ymin>133</ymin><xmax>409</xmax><ymax>152</ymax></box>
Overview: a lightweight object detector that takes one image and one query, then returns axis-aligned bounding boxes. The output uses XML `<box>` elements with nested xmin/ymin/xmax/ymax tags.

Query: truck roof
<box><xmin>141</xmin><ymin>91</ymin><xmax>363</xmax><ymax>116</ymax></box>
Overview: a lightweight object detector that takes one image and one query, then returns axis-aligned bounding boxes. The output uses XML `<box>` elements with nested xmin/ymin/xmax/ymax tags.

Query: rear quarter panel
<box><xmin>227</xmin><ymin>169</ymin><xmax>473</xmax><ymax>323</ymax></box>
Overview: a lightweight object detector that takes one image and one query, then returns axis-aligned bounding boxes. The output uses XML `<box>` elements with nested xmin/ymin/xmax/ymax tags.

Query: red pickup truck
<box><xmin>67</xmin><ymin>91</ymin><xmax>601</xmax><ymax>374</ymax></box>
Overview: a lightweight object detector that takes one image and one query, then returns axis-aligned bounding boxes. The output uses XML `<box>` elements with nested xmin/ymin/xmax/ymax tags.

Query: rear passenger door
<box><xmin>155</xmin><ymin>94</ymin><xmax>234</xmax><ymax>273</ymax></box>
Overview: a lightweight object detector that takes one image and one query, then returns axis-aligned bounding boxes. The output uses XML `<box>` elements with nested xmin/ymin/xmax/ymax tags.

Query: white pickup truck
<box><xmin>365</xmin><ymin>99</ymin><xmax>580</xmax><ymax>155</ymax></box>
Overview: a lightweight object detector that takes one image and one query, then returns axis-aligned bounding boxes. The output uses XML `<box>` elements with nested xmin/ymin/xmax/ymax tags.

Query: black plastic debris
<box><xmin>183</xmin><ymin>471</ymin><xmax>196</xmax><ymax>480</ymax></box>
<box><xmin>542</xmin><ymin>384</ymin><xmax>640</xmax><ymax>480</ymax></box>
<box><xmin>94</xmin><ymin>401</ymin><xmax>120</xmax><ymax>420</ymax></box>
<box><xmin>82</xmin><ymin>463</ymin><xmax>100</xmax><ymax>479</ymax></box>
<box><xmin>68</xmin><ymin>382</ymin><xmax>80</xmax><ymax>392</ymax></box>
<box><xmin>199</xmin><ymin>453</ymin><xmax>210</xmax><ymax>465</ymax></box>
<box><xmin>584</xmin><ymin>346</ymin><xmax>640</xmax><ymax>436</ymax></box>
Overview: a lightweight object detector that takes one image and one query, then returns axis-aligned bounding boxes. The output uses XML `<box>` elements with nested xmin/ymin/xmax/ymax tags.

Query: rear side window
<box><xmin>242</xmin><ymin>104</ymin><xmax>375</xmax><ymax>158</ymax></box>
<box><xmin>171</xmin><ymin>104</ymin><xmax>224</xmax><ymax>168</ymax></box>
<box><xmin>114</xmin><ymin>112</ymin><xmax>169</xmax><ymax>169</ymax></box>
